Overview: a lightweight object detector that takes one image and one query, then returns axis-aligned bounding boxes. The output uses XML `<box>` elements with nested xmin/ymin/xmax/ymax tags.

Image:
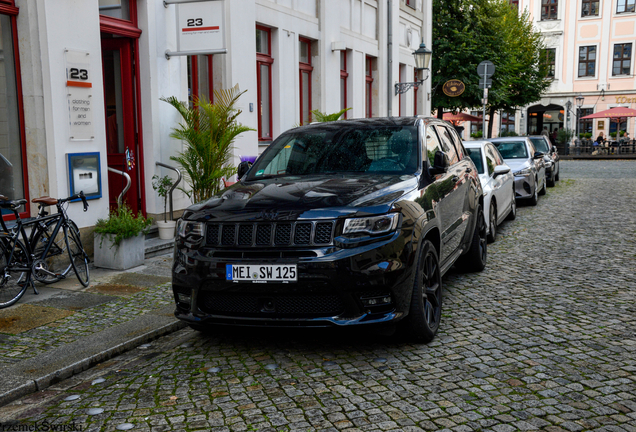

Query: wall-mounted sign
<box><xmin>598</xmin><ymin>120</ymin><xmax>604</xmax><ymax>130</ymax></box>
<box><xmin>65</xmin><ymin>49</ymin><xmax>94</xmax><ymax>141</ymax></box>
<box><xmin>177</xmin><ymin>1</ymin><xmax>225</xmax><ymax>52</ymax></box>
<box><xmin>442</xmin><ymin>80</ymin><xmax>465</xmax><ymax>97</ymax></box>
<box><xmin>68</xmin><ymin>152</ymin><xmax>102</xmax><ymax>200</ymax></box>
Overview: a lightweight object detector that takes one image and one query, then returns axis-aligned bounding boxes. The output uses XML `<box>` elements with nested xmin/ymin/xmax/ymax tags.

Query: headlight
<box><xmin>342</xmin><ymin>214</ymin><xmax>400</xmax><ymax>236</ymax></box>
<box><xmin>513</xmin><ymin>168</ymin><xmax>532</xmax><ymax>176</ymax></box>
<box><xmin>176</xmin><ymin>219</ymin><xmax>204</xmax><ymax>241</ymax></box>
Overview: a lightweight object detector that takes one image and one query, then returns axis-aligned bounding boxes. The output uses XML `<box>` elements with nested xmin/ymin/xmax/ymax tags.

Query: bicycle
<box><xmin>0</xmin><ymin>192</ymin><xmax>90</xmax><ymax>308</ymax></box>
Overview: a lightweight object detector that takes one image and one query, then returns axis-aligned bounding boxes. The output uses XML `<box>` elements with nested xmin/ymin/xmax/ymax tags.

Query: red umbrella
<box><xmin>443</xmin><ymin>112</ymin><xmax>483</xmax><ymax>123</ymax></box>
<box><xmin>580</xmin><ymin>106</ymin><xmax>636</xmax><ymax>119</ymax></box>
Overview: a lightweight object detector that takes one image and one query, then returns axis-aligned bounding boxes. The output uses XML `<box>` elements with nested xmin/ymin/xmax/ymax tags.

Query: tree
<box><xmin>432</xmin><ymin>0</ymin><xmax>550</xmax><ymax>137</ymax></box>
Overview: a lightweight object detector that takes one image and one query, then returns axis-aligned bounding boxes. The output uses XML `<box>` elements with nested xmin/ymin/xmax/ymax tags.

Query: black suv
<box><xmin>172</xmin><ymin>117</ymin><xmax>486</xmax><ymax>342</ymax></box>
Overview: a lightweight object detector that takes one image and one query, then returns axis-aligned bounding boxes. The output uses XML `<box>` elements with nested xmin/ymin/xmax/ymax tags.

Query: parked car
<box><xmin>528</xmin><ymin>135</ymin><xmax>560</xmax><ymax>187</ymax></box>
<box><xmin>464</xmin><ymin>140</ymin><xmax>516</xmax><ymax>243</ymax></box>
<box><xmin>172</xmin><ymin>117</ymin><xmax>487</xmax><ymax>343</ymax></box>
<box><xmin>490</xmin><ymin>137</ymin><xmax>546</xmax><ymax>206</ymax></box>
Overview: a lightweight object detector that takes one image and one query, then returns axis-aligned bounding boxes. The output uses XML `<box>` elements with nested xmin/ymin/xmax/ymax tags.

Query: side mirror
<box><xmin>493</xmin><ymin>165</ymin><xmax>510</xmax><ymax>177</ymax></box>
<box><xmin>429</xmin><ymin>150</ymin><xmax>449</xmax><ymax>175</ymax></box>
<box><xmin>533</xmin><ymin>151</ymin><xmax>545</xmax><ymax>159</ymax></box>
<box><xmin>237</xmin><ymin>161</ymin><xmax>252</xmax><ymax>180</ymax></box>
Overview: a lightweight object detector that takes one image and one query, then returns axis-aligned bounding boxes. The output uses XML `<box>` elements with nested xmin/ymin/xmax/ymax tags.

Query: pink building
<box><xmin>516</xmin><ymin>0</ymin><xmax>635</xmax><ymax>140</ymax></box>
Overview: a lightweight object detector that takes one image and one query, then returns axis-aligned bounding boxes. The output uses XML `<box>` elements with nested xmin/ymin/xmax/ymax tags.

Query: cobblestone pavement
<box><xmin>1</xmin><ymin>160</ymin><xmax>635</xmax><ymax>432</ymax></box>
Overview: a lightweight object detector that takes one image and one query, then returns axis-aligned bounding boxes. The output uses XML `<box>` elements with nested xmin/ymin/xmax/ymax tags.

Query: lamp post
<box><xmin>395</xmin><ymin>41</ymin><xmax>432</xmax><ymax>95</ymax></box>
<box><xmin>575</xmin><ymin>93</ymin><xmax>584</xmax><ymax>155</ymax></box>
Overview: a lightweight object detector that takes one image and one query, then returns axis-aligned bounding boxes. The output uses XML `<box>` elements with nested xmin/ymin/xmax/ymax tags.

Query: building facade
<box><xmin>515</xmin><ymin>0</ymin><xmax>635</xmax><ymax>139</ymax></box>
<box><xmin>1</xmin><ymin>0</ymin><xmax>432</xmax><ymax>232</ymax></box>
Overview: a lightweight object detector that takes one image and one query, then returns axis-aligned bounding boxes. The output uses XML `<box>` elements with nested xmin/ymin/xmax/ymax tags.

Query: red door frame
<box><xmin>256</xmin><ymin>26</ymin><xmax>273</xmax><ymax>142</ymax></box>
<box><xmin>1</xmin><ymin>2</ymin><xmax>30</xmax><ymax>222</ymax></box>
<box><xmin>299</xmin><ymin>37</ymin><xmax>313</xmax><ymax>125</ymax></box>
<box><xmin>100</xmin><ymin>10</ymin><xmax>146</xmax><ymax>215</ymax></box>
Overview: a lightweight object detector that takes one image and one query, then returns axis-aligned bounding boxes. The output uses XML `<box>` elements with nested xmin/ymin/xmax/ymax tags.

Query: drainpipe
<box><xmin>387</xmin><ymin>0</ymin><xmax>392</xmax><ymax>117</ymax></box>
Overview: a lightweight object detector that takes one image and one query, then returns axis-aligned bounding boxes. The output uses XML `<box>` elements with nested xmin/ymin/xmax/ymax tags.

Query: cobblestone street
<box><xmin>1</xmin><ymin>160</ymin><xmax>635</xmax><ymax>432</ymax></box>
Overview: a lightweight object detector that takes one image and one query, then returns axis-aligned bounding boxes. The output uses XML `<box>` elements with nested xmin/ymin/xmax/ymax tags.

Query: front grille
<box><xmin>200</xmin><ymin>292</ymin><xmax>345</xmax><ymax>317</ymax></box>
<box><xmin>205</xmin><ymin>221</ymin><xmax>335</xmax><ymax>247</ymax></box>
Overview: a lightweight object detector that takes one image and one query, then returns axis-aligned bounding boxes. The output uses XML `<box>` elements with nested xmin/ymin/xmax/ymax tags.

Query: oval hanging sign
<box><xmin>442</xmin><ymin>80</ymin><xmax>465</xmax><ymax>97</ymax></box>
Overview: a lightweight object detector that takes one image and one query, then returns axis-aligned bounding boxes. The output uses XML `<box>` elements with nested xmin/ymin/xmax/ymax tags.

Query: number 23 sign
<box><xmin>176</xmin><ymin>1</ymin><xmax>226</xmax><ymax>52</ymax></box>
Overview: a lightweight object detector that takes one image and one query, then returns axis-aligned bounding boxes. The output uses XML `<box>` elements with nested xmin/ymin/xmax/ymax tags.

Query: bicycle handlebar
<box><xmin>60</xmin><ymin>191</ymin><xmax>89</xmax><ymax>212</ymax></box>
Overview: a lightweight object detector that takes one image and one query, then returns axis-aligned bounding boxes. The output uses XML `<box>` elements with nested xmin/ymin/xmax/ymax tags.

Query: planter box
<box><xmin>94</xmin><ymin>233</ymin><xmax>145</xmax><ymax>270</ymax></box>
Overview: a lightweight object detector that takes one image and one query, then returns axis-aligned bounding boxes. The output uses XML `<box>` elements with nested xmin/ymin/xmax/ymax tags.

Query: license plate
<box><xmin>226</xmin><ymin>264</ymin><xmax>297</xmax><ymax>283</ymax></box>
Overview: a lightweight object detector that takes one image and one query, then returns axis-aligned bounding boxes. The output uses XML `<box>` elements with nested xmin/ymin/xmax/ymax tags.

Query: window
<box><xmin>405</xmin><ymin>0</ymin><xmax>416</xmax><ymax>9</ymax></box>
<box><xmin>99</xmin><ymin>0</ymin><xmax>131</xmax><ymax>20</ymax></box>
<box><xmin>0</xmin><ymin>9</ymin><xmax>28</xmax><ymax>219</ymax></box>
<box><xmin>256</xmin><ymin>26</ymin><xmax>273</xmax><ymax>141</ymax></box>
<box><xmin>542</xmin><ymin>48</ymin><xmax>556</xmax><ymax>79</ymax></box>
<box><xmin>581</xmin><ymin>0</ymin><xmax>599</xmax><ymax>16</ymax></box>
<box><xmin>340</xmin><ymin>51</ymin><xmax>348</xmax><ymax>118</ymax></box>
<box><xmin>466</xmin><ymin>148</ymin><xmax>484</xmax><ymax>174</ymax></box>
<box><xmin>500</xmin><ymin>110</ymin><xmax>516</xmax><ymax>134</ymax></box>
<box><xmin>425</xmin><ymin>126</ymin><xmax>443</xmax><ymax>166</ymax></box>
<box><xmin>580</xmin><ymin>108</ymin><xmax>594</xmax><ymax>134</ymax></box>
<box><xmin>187</xmin><ymin>55</ymin><xmax>214</xmax><ymax>107</ymax></box>
<box><xmin>485</xmin><ymin>148</ymin><xmax>497</xmax><ymax>176</ymax></box>
<box><xmin>446</xmin><ymin>126</ymin><xmax>465</xmax><ymax>159</ymax></box>
<box><xmin>435</xmin><ymin>126</ymin><xmax>459</xmax><ymax>165</ymax></box>
<box><xmin>617</xmin><ymin>0</ymin><xmax>635</xmax><ymax>13</ymax></box>
<box><xmin>365</xmin><ymin>56</ymin><xmax>374</xmax><ymax>118</ymax></box>
<box><xmin>470</xmin><ymin>111</ymin><xmax>483</xmax><ymax>136</ymax></box>
<box><xmin>578</xmin><ymin>46</ymin><xmax>596</xmax><ymax>77</ymax></box>
<box><xmin>299</xmin><ymin>38</ymin><xmax>313</xmax><ymax>125</ymax></box>
<box><xmin>541</xmin><ymin>0</ymin><xmax>558</xmax><ymax>20</ymax></box>
<box><xmin>613</xmin><ymin>43</ymin><xmax>632</xmax><ymax>76</ymax></box>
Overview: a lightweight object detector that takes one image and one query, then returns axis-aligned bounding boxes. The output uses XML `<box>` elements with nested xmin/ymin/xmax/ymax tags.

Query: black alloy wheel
<box><xmin>402</xmin><ymin>239</ymin><xmax>442</xmax><ymax>343</ymax></box>
<box><xmin>487</xmin><ymin>201</ymin><xmax>497</xmax><ymax>243</ymax></box>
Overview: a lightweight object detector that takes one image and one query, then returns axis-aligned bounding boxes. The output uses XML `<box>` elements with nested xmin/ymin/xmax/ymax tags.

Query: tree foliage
<box><xmin>432</xmin><ymin>0</ymin><xmax>551</xmax><ymax>136</ymax></box>
<box><xmin>161</xmin><ymin>85</ymin><xmax>255</xmax><ymax>203</ymax></box>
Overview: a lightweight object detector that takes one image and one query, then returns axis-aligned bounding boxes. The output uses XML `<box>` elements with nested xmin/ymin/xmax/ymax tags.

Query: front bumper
<box><xmin>513</xmin><ymin>174</ymin><xmax>535</xmax><ymax>199</ymax></box>
<box><xmin>172</xmin><ymin>230</ymin><xmax>415</xmax><ymax>328</ymax></box>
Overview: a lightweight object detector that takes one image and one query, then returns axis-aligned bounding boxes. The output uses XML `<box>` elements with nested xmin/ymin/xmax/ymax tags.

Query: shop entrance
<box><xmin>527</xmin><ymin>103</ymin><xmax>565</xmax><ymax>139</ymax></box>
<box><xmin>101</xmin><ymin>37</ymin><xmax>141</xmax><ymax>214</ymax></box>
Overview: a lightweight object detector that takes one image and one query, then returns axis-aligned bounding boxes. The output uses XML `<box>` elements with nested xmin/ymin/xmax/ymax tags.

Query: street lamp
<box><xmin>395</xmin><ymin>41</ymin><xmax>432</xmax><ymax>95</ymax></box>
<box><xmin>575</xmin><ymin>94</ymin><xmax>584</xmax><ymax>153</ymax></box>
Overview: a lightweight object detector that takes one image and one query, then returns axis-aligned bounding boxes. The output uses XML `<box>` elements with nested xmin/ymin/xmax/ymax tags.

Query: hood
<box><xmin>184</xmin><ymin>174</ymin><xmax>418</xmax><ymax>222</ymax></box>
<box><xmin>503</xmin><ymin>159</ymin><xmax>531</xmax><ymax>172</ymax></box>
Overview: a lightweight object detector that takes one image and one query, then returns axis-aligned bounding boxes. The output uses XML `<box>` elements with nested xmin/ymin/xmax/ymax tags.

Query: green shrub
<box><xmin>470</xmin><ymin>131</ymin><xmax>483</xmax><ymax>138</ymax></box>
<box><xmin>609</xmin><ymin>131</ymin><xmax>617</xmax><ymax>138</ymax></box>
<box><xmin>95</xmin><ymin>205</ymin><xmax>152</xmax><ymax>248</ymax></box>
<box><xmin>585</xmin><ymin>132</ymin><xmax>593</xmax><ymax>139</ymax></box>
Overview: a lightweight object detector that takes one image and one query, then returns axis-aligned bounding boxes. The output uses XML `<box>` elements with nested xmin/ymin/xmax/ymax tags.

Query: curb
<box><xmin>0</xmin><ymin>318</ymin><xmax>186</xmax><ymax>407</ymax></box>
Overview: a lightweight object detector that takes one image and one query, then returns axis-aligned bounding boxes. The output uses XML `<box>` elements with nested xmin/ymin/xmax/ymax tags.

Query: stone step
<box><xmin>145</xmin><ymin>229</ymin><xmax>174</xmax><ymax>259</ymax></box>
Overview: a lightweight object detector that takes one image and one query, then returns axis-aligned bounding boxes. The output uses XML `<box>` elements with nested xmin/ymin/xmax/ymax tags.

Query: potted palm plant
<box><xmin>152</xmin><ymin>174</ymin><xmax>176</xmax><ymax>239</ymax></box>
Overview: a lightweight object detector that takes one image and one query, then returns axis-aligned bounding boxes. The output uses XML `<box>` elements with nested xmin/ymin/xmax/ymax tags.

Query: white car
<box><xmin>464</xmin><ymin>140</ymin><xmax>516</xmax><ymax>243</ymax></box>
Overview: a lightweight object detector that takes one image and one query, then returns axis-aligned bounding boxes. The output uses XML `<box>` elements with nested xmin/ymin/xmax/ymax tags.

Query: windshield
<box><xmin>465</xmin><ymin>147</ymin><xmax>484</xmax><ymax>174</ymax></box>
<box><xmin>529</xmin><ymin>137</ymin><xmax>550</xmax><ymax>153</ymax></box>
<box><xmin>247</xmin><ymin>125</ymin><xmax>419</xmax><ymax>180</ymax></box>
<box><xmin>493</xmin><ymin>141</ymin><xmax>528</xmax><ymax>159</ymax></box>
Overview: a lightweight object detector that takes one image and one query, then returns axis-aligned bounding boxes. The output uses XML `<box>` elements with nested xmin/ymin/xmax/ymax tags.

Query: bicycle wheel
<box><xmin>66</xmin><ymin>224</ymin><xmax>89</xmax><ymax>287</ymax></box>
<box><xmin>0</xmin><ymin>238</ymin><xmax>30</xmax><ymax>308</ymax></box>
<box><xmin>31</xmin><ymin>219</ymin><xmax>72</xmax><ymax>284</ymax></box>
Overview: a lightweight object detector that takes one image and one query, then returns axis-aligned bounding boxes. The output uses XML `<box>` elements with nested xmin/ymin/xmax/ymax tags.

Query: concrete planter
<box><xmin>93</xmin><ymin>233</ymin><xmax>145</xmax><ymax>270</ymax></box>
<box><xmin>156</xmin><ymin>220</ymin><xmax>176</xmax><ymax>240</ymax></box>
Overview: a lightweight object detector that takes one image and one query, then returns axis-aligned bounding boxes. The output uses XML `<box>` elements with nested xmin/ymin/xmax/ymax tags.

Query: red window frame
<box><xmin>299</xmin><ymin>37</ymin><xmax>313</xmax><ymax>125</ymax></box>
<box><xmin>256</xmin><ymin>26</ymin><xmax>273</xmax><ymax>142</ymax></box>
<box><xmin>365</xmin><ymin>56</ymin><xmax>374</xmax><ymax>118</ymax></box>
<box><xmin>340</xmin><ymin>51</ymin><xmax>348</xmax><ymax>119</ymax></box>
<box><xmin>188</xmin><ymin>55</ymin><xmax>214</xmax><ymax>104</ymax></box>
<box><xmin>1</xmin><ymin>1</ymin><xmax>29</xmax><ymax>221</ymax></box>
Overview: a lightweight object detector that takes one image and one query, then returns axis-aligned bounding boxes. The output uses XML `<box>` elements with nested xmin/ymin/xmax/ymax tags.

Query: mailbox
<box><xmin>67</xmin><ymin>152</ymin><xmax>101</xmax><ymax>200</ymax></box>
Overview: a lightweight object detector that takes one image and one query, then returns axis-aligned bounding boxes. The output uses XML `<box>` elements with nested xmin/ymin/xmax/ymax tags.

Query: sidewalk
<box><xmin>0</xmin><ymin>253</ymin><xmax>183</xmax><ymax>407</ymax></box>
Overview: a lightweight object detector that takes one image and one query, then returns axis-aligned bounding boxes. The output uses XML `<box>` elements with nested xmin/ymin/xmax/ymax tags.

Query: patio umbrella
<box><xmin>580</xmin><ymin>106</ymin><xmax>636</xmax><ymax>119</ymax></box>
<box><xmin>443</xmin><ymin>112</ymin><xmax>483</xmax><ymax>122</ymax></box>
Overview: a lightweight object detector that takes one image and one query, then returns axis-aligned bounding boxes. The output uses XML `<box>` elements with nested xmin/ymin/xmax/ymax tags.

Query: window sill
<box><xmin>609</xmin><ymin>74</ymin><xmax>634</xmax><ymax>79</ymax></box>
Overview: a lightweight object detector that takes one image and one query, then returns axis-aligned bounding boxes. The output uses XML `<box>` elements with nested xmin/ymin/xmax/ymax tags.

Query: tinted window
<box><xmin>248</xmin><ymin>125</ymin><xmax>419</xmax><ymax>179</ymax></box>
<box><xmin>488</xmin><ymin>144</ymin><xmax>504</xmax><ymax>165</ymax></box>
<box><xmin>465</xmin><ymin>148</ymin><xmax>484</xmax><ymax>174</ymax></box>
<box><xmin>446</xmin><ymin>126</ymin><xmax>465</xmax><ymax>159</ymax></box>
<box><xmin>434</xmin><ymin>126</ymin><xmax>459</xmax><ymax>165</ymax></box>
<box><xmin>425</xmin><ymin>126</ymin><xmax>443</xmax><ymax>166</ymax></box>
<box><xmin>485</xmin><ymin>148</ymin><xmax>496</xmax><ymax>176</ymax></box>
<box><xmin>493</xmin><ymin>141</ymin><xmax>528</xmax><ymax>159</ymax></box>
<box><xmin>529</xmin><ymin>137</ymin><xmax>550</xmax><ymax>153</ymax></box>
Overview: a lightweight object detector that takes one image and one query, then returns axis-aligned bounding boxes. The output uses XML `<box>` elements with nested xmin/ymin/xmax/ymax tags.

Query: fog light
<box><xmin>361</xmin><ymin>295</ymin><xmax>392</xmax><ymax>307</ymax></box>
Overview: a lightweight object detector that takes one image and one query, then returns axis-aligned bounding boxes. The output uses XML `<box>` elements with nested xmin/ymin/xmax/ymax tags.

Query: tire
<box><xmin>506</xmin><ymin>193</ymin><xmax>517</xmax><ymax>221</ymax></box>
<box><xmin>31</xmin><ymin>219</ymin><xmax>73</xmax><ymax>284</ymax></box>
<box><xmin>487</xmin><ymin>201</ymin><xmax>497</xmax><ymax>244</ymax></box>
<box><xmin>401</xmin><ymin>239</ymin><xmax>442</xmax><ymax>343</ymax></box>
<box><xmin>528</xmin><ymin>179</ymin><xmax>539</xmax><ymax>206</ymax></box>
<box><xmin>66</xmin><ymin>224</ymin><xmax>90</xmax><ymax>287</ymax></box>
<box><xmin>538</xmin><ymin>177</ymin><xmax>547</xmax><ymax>196</ymax></box>
<box><xmin>547</xmin><ymin>171</ymin><xmax>556</xmax><ymax>187</ymax></box>
<box><xmin>457</xmin><ymin>205</ymin><xmax>487</xmax><ymax>272</ymax></box>
<box><xmin>0</xmin><ymin>239</ymin><xmax>30</xmax><ymax>308</ymax></box>
<box><xmin>555</xmin><ymin>164</ymin><xmax>560</xmax><ymax>181</ymax></box>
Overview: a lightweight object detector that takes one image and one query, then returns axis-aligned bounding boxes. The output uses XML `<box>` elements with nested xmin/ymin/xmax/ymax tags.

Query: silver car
<box><xmin>528</xmin><ymin>135</ymin><xmax>560</xmax><ymax>187</ymax></box>
<box><xmin>490</xmin><ymin>137</ymin><xmax>546</xmax><ymax>206</ymax></box>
